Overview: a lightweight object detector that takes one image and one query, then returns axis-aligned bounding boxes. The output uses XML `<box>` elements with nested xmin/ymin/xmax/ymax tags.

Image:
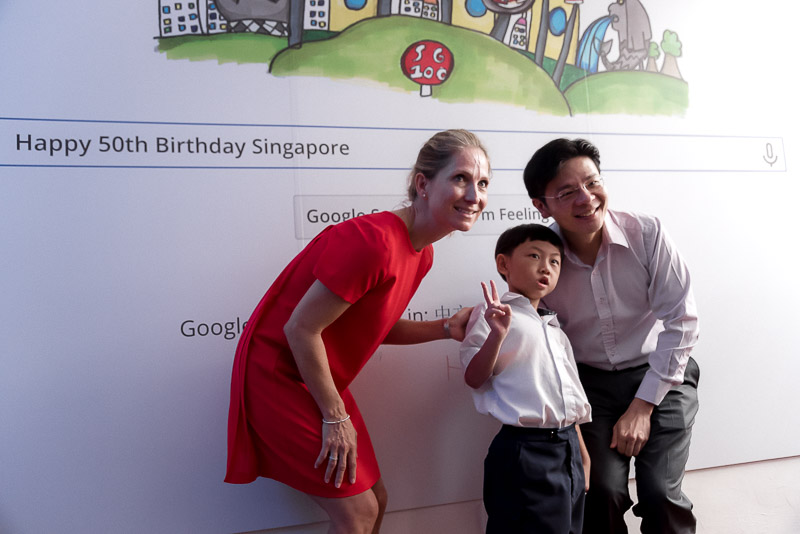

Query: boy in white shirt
<box><xmin>461</xmin><ymin>223</ymin><xmax>591</xmax><ymax>534</ymax></box>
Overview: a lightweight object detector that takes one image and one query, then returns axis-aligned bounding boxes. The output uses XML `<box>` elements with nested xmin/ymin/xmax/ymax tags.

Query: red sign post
<box><xmin>401</xmin><ymin>40</ymin><xmax>454</xmax><ymax>97</ymax></box>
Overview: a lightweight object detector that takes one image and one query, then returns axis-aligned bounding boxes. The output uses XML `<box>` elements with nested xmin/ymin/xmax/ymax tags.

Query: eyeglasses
<box><xmin>539</xmin><ymin>177</ymin><xmax>605</xmax><ymax>204</ymax></box>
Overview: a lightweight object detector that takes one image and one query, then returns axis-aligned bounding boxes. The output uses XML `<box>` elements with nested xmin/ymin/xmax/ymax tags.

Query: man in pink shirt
<box><xmin>524</xmin><ymin>138</ymin><xmax>700</xmax><ymax>534</ymax></box>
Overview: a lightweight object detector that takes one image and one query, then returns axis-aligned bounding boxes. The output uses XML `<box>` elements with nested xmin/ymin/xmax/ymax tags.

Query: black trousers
<box><xmin>484</xmin><ymin>424</ymin><xmax>586</xmax><ymax>534</ymax></box>
<box><xmin>578</xmin><ymin>358</ymin><xmax>700</xmax><ymax>534</ymax></box>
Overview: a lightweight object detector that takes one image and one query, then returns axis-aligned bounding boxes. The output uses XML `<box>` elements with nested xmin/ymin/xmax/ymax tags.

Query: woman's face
<box><xmin>418</xmin><ymin>146</ymin><xmax>490</xmax><ymax>233</ymax></box>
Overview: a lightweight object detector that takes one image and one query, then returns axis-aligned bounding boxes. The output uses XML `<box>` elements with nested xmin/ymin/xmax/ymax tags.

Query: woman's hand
<box><xmin>315</xmin><ymin>418</ymin><xmax>359</xmax><ymax>488</ymax></box>
<box><xmin>284</xmin><ymin>281</ymin><xmax>358</xmax><ymax>486</ymax></box>
<box><xmin>445</xmin><ymin>305</ymin><xmax>473</xmax><ymax>342</ymax></box>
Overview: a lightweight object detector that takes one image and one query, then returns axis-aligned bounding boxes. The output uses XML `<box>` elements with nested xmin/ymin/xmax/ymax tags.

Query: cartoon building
<box><xmin>159</xmin><ymin>1</ymin><xmax>203</xmax><ymax>36</ymax></box>
<box><xmin>509</xmin><ymin>15</ymin><xmax>529</xmax><ymax>50</ymax></box>
<box><xmin>159</xmin><ymin>0</ymin><xmax>228</xmax><ymax>37</ymax></box>
<box><xmin>421</xmin><ymin>0</ymin><xmax>440</xmax><ymax>21</ymax></box>
<box><xmin>304</xmin><ymin>0</ymin><xmax>330</xmax><ymax>30</ymax></box>
<box><xmin>157</xmin><ymin>0</ymin><xmax>581</xmax><ymax>70</ymax></box>
<box><xmin>393</xmin><ymin>0</ymin><xmax>423</xmax><ymax>18</ymax></box>
<box><xmin>206</xmin><ymin>1</ymin><xmax>229</xmax><ymax>34</ymax></box>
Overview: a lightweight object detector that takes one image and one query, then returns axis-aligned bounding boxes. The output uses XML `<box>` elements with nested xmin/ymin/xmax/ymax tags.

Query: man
<box><xmin>523</xmin><ymin>138</ymin><xmax>700</xmax><ymax>534</ymax></box>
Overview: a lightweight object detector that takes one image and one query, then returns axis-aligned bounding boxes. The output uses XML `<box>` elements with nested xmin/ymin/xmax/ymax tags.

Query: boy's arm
<box><xmin>464</xmin><ymin>281</ymin><xmax>511</xmax><ymax>389</ymax></box>
<box><xmin>576</xmin><ymin>425</ymin><xmax>590</xmax><ymax>492</ymax></box>
<box><xmin>464</xmin><ymin>328</ymin><xmax>507</xmax><ymax>389</ymax></box>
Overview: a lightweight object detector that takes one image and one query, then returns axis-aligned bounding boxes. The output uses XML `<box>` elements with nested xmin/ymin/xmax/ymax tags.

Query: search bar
<box><xmin>481</xmin><ymin>131</ymin><xmax>786</xmax><ymax>173</ymax></box>
<box><xmin>0</xmin><ymin>117</ymin><xmax>786</xmax><ymax>173</ymax></box>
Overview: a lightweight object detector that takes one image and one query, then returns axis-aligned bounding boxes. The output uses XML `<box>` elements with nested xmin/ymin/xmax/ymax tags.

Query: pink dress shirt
<box><xmin>543</xmin><ymin>210</ymin><xmax>699</xmax><ymax>405</ymax></box>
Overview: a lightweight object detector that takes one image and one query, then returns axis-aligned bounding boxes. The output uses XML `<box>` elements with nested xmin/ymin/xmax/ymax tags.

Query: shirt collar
<box><xmin>550</xmin><ymin>209</ymin><xmax>630</xmax><ymax>266</ymax></box>
<box><xmin>501</xmin><ymin>291</ymin><xmax>559</xmax><ymax>322</ymax></box>
<box><xmin>603</xmin><ymin>210</ymin><xmax>630</xmax><ymax>249</ymax></box>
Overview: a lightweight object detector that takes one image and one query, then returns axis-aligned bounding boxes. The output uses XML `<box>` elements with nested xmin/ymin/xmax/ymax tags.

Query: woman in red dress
<box><xmin>225</xmin><ymin>130</ymin><xmax>491</xmax><ymax>533</ymax></box>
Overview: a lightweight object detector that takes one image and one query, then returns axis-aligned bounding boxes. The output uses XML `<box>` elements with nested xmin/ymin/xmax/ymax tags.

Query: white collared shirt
<box><xmin>544</xmin><ymin>209</ymin><xmax>699</xmax><ymax>405</ymax></box>
<box><xmin>460</xmin><ymin>291</ymin><xmax>591</xmax><ymax>428</ymax></box>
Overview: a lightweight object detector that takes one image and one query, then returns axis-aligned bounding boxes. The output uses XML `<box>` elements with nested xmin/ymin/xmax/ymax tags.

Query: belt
<box><xmin>499</xmin><ymin>423</ymin><xmax>575</xmax><ymax>442</ymax></box>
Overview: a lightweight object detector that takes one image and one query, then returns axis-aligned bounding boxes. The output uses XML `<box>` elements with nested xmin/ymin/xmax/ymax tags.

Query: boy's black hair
<box><xmin>523</xmin><ymin>138</ymin><xmax>601</xmax><ymax>200</ymax></box>
<box><xmin>495</xmin><ymin>224</ymin><xmax>565</xmax><ymax>281</ymax></box>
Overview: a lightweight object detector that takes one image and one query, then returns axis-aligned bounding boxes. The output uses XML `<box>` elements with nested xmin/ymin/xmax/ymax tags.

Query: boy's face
<box><xmin>532</xmin><ymin>156</ymin><xmax>607</xmax><ymax>243</ymax></box>
<box><xmin>497</xmin><ymin>239</ymin><xmax>562</xmax><ymax>305</ymax></box>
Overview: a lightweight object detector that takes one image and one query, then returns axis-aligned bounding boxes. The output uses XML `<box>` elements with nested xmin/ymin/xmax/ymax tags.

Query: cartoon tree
<box><xmin>289</xmin><ymin>0</ymin><xmax>303</xmax><ymax>47</ymax></box>
<box><xmin>440</xmin><ymin>0</ymin><xmax>453</xmax><ymax>23</ymax></box>
<box><xmin>660</xmin><ymin>30</ymin><xmax>683</xmax><ymax>79</ymax></box>
<box><xmin>552</xmin><ymin>0</ymin><xmax>581</xmax><ymax>87</ymax></box>
<box><xmin>533</xmin><ymin>0</ymin><xmax>549</xmax><ymax>66</ymax></box>
<box><xmin>646</xmin><ymin>41</ymin><xmax>660</xmax><ymax>72</ymax></box>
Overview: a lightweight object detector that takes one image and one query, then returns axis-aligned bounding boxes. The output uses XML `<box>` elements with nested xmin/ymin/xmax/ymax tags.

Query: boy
<box><xmin>524</xmin><ymin>138</ymin><xmax>699</xmax><ymax>534</ymax></box>
<box><xmin>460</xmin><ymin>223</ymin><xmax>591</xmax><ymax>534</ymax></box>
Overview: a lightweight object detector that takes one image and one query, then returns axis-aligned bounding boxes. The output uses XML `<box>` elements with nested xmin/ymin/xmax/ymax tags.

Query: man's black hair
<box><xmin>523</xmin><ymin>138</ymin><xmax>601</xmax><ymax>200</ymax></box>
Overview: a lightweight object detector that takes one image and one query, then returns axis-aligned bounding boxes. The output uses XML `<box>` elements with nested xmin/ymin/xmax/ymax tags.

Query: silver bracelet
<box><xmin>443</xmin><ymin>320</ymin><xmax>451</xmax><ymax>339</ymax></box>
<box><xmin>322</xmin><ymin>414</ymin><xmax>351</xmax><ymax>425</ymax></box>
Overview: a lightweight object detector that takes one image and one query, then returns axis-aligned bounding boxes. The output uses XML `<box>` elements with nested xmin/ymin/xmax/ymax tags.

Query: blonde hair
<box><xmin>406</xmin><ymin>130</ymin><xmax>490</xmax><ymax>201</ymax></box>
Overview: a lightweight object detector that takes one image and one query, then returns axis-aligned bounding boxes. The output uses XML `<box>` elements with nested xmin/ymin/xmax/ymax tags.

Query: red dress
<box><xmin>225</xmin><ymin>211</ymin><xmax>433</xmax><ymax>497</ymax></box>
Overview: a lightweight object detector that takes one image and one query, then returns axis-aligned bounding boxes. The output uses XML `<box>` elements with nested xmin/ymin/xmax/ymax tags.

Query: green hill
<box><xmin>158</xmin><ymin>33</ymin><xmax>286</xmax><ymax>64</ymax></box>
<box><xmin>157</xmin><ymin>18</ymin><xmax>689</xmax><ymax>117</ymax></box>
<box><xmin>565</xmin><ymin>71</ymin><xmax>688</xmax><ymax>115</ymax></box>
<box><xmin>271</xmin><ymin>17</ymin><xmax>570</xmax><ymax>115</ymax></box>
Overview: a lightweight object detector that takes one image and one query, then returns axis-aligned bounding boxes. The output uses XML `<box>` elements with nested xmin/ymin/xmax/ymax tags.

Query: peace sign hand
<box><xmin>481</xmin><ymin>280</ymin><xmax>512</xmax><ymax>338</ymax></box>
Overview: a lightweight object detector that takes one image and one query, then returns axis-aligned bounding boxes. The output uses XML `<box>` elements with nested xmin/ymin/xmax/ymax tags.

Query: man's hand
<box><xmin>610</xmin><ymin>397</ymin><xmax>655</xmax><ymax>457</ymax></box>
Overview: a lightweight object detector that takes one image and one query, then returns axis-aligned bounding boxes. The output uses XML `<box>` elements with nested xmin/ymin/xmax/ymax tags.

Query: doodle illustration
<box><xmin>599</xmin><ymin>0</ymin><xmax>651</xmax><ymax>71</ymax></box>
<box><xmin>156</xmin><ymin>0</ymin><xmax>687</xmax><ymax>116</ymax></box>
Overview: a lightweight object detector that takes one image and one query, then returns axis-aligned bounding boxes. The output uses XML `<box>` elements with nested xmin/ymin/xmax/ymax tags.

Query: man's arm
<box><xmin>614</xmin><ymin>216</ymin><xmax>698</xmax><ymax>456</ymax></box>
<box><xmin>610</xmin><ymin>397</ymin><xmax>654</xmax><ymax>457</ymax></box>
<box><xmin>637</xmin><ymin>216</ymin><xmax>699</xmax><ymax>405</ymax></box>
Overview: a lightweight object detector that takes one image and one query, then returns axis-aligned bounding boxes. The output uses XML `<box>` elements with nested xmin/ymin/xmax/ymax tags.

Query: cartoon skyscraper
<box><xmin>159</xmin><ymin>1</ymin><xmax>203</xmax><ymax>36</ymax></box>
<box><xmin>206</xmin><ymin>1</ymin><xmax>229</xmax><ymax>34</ymax></box>
<box><xmin>510</xmin><ymin>16</ymin><xmax>529</xmax><ymax>50</ymax></box>
<box><xmin>421</xmin><ymin>0</ymin><xmax>440</xmax><ymax>21</ymax></box>
<box><xmin>304</xmin><ymin>0</ymin><xmax>330</xmax><ymax>30</ymax></box>
<box><xmin>394</xmin><ymin>0</ymin><xmax>422</xmax><ymax>18</ymax></box>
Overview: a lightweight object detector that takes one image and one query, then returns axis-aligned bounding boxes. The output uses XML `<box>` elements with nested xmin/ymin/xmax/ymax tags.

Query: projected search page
<box><xmin>0</xmin><ymin>117</ymin><xmax>786</xmax><ymax>174</ymax></box>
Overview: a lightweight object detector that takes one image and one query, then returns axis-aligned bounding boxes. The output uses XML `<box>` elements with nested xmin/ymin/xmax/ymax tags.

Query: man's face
<box><xmin>532</xmin><ymin>156</ymin><xmax>607</xmax><ymax>241</ymax></box>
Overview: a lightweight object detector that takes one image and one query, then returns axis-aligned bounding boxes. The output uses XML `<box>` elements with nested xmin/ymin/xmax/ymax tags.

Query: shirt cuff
<box><xmin>635</xmin><ymin>370</ymin><xmax>674</xmax><ymax>406</ymax></box>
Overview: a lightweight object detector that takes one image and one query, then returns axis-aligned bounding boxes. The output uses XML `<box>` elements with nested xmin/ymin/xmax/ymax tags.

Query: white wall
<box><xmin>246</xmin><ymin>456</ymin><xmax>800</xmax><ymax>534</ymax></box>
<box><xmin>2</xmin><ymin>1</ymin><xmax>800</xmax><ymax>532</ymax></box>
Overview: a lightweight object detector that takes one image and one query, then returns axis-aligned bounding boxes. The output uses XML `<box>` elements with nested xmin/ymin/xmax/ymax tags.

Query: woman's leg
<box><xmin>369</xmin><ymin>478</ymin><xmax>388</xmax><ymax>534</ymax></box>
<box><xmin>311</xmin><ymin>478</ymin><xmax>388</xmax><ymax>534</ymax></box>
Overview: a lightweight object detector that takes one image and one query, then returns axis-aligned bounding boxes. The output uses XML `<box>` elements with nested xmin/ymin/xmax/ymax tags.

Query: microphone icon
<box><xmin>763</xmin><ymin>143</ymin><xmax>778</xmax><ymax>167</ymax></box>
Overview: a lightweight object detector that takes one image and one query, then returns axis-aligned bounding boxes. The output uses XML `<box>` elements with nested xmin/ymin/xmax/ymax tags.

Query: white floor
<box><xmin>251</xmin><ymin>456</ymin><xmax>800</xmax><ymax>534</ymax></box>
